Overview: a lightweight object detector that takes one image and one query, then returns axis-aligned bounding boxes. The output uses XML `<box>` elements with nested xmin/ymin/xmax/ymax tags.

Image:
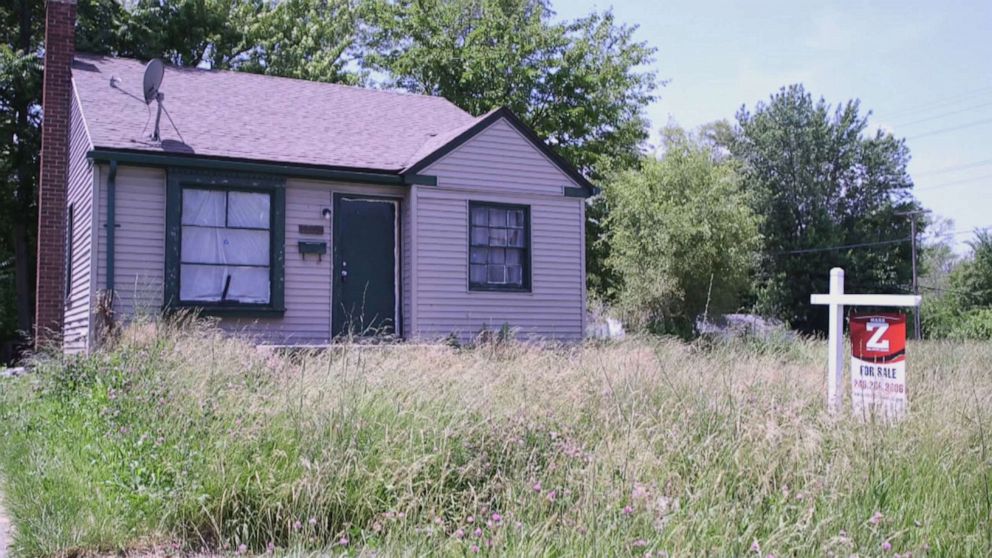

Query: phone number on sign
<box><xmin>853</xmin><ymin>380</ymin><xmax>905</xmax><ymax>393</ymax></box>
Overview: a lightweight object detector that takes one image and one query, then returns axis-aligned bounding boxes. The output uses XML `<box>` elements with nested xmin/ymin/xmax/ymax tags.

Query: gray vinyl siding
<box><xmin>96</xmin><ymin>166</ymin><xmax>167</xmax><ymax>318</ymax></box>
<box><xmin>426</xmin><ymin>119</ymin><xmax>577</xmax><ymax>196</ymax></box>
<box><xmin>412</xmin><ymin>117</ymin><xmax>586</xmax><ymax>342</ymax></box>
<box><xmin>63</xmin><ymin>88</ymin><xmax>95</xmax><ymax>353</ymax></box>
<box><xmin>96</xmin><ymin>171</ymin><xmax>411</xmax><ymax>344</ymax></box>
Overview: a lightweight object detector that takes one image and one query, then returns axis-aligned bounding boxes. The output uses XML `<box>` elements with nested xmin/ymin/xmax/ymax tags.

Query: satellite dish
<box><xmin>143</xmin><ymin>59</ymin><xmax>165</xmax><ymax>105</ymax></box>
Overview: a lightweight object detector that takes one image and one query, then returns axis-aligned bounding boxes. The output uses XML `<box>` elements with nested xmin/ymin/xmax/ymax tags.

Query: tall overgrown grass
<box><xmin>1</xmin><ymin>319</ymin><xmax>990</xmax><ymax>557</ymax></box>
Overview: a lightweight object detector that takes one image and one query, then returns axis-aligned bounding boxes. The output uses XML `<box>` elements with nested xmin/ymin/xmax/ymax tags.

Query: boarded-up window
<box><xmin>469</xmin><ymin>201</ymin><xmax>530</xmax><ymax>291</ymax></box>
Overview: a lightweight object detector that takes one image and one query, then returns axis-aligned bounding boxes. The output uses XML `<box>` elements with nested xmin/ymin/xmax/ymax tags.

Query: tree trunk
<box><xmin>13</xmin><ymin>0</ymin><xmax>36</xmax><ymax>339</ymax></box>
<box><xmin>12</xmin><ymin>222</ymin><xmax>34</xmax><ymax>337</ymax></box>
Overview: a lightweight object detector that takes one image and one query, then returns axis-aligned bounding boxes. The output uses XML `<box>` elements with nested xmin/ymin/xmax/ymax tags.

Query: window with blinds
<box><xmin>468</xmin><ymin>202</ymin><xmax>530</xmax><ymax>291</ymax></box>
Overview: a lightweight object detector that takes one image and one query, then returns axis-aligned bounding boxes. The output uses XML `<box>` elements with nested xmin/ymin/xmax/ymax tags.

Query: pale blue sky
<box><xmin>554</xmin><ymin>0</ymin><xmax>992</xmax><ymax>252</ymax></box>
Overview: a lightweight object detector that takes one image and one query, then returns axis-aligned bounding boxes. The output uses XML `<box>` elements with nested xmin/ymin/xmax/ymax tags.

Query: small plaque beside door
<box><xmin>299</xmin><ymin>224</ymin><xmax>324</xmax><ymax>235</ymax></box>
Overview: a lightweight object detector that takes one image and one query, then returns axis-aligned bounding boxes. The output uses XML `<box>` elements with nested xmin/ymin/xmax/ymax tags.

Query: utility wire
<box><xmin>929</xmin><ymin>226</ymin><xmax>992</xmax><ymax>239</ymax></box>
<box><xmin>907</xmin><ymin>117</ymin><xmax>992</xmax><ymax>140</ymax></box>
<box><xmin>885</xmin><ymin>87</ymin><xmax>992</xmax><ymax>119</ymax></box>
<box><xmin>917</xmin><ymin>283</ymin><xmax>979</xmax><ymax>297</ymax></box>
<box><xmin>913</xmin><ymin>158</ymin><xmax>992</xmax><ymax>178</ymax></box>
<box><xmin>769</xmin><ymin>225</ymin><xmax>992</xmax><ymax>257</ymax></box>
<box><xmin>771</xmin><ymin>238</ymin><xmax>908</xmax><ymax>256</ymax></box>
<box><xmin>110</xmin><ymin>82</ymin><xmax>145</xmax><ymax>105</ymax></box>
<box><xmin>892</xmin><ymin>100</ymin><xmax>992</xmax><ymax>127</ymax></box>
<box><xmin>915</xmin><ymin>173</ymin><xmax>992</xmax><ymax>192</ymax></box>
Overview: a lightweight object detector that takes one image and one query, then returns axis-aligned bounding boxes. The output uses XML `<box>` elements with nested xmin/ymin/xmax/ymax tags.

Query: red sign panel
<box><xmin>850</xmin><ymin>313</ymin><xmax>906</xmax><ymax>363</ymax></box>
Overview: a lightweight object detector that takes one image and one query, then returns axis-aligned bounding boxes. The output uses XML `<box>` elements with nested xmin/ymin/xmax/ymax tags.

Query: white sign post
<box><xmin>810</xmin><ymin>268</ymin><xmax>921</xmax><ymax>414</ymax></box>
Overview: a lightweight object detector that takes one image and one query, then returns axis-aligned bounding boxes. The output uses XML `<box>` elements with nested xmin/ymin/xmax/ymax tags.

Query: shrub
<box><xmin>922</xmin><ymin>230</ymin><xmax>992</xmax><ymax>340</ymax></box>
<box><xmin>603</xmin><ymin>127</ymin><xmax>760</xmax><ymax>338</ymax></box>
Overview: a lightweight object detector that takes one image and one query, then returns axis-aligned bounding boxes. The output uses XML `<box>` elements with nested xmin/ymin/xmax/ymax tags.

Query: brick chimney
<box><xmin>35</xmin><ymin>0</ymin><xmax>77</xmax><ymax>348</ymax></box>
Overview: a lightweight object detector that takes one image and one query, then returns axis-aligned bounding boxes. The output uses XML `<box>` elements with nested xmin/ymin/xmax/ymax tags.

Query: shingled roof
<box><xmin>71</xmin><ymin>53</ymin><xmax>486</xmax><ymax>172</ymax></box>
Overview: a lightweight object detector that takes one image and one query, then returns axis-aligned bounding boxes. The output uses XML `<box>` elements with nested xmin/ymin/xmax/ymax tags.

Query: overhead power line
<box><xmin>892</xmin><ymin>100</ymin><xmax>992</xmax><ymax>127</ymax></box>
<box><xmin>772</xmin><ymin>238</ymin><xmax>908</xmax><ymax>256</ymax></box>
<box><xmin>913</xmin><ymin>158</ymin><xmax>992</xmax><ymax>178</ymax></box>
<box><xmin>906</xmin><ymin>117</ymin><xmax>992</xmax><ymax>140</ymax></box>
<box><xmin>933</xmin><ymin>226</ymin><xmax>992</xmax><ymax>237</ymax></box>
<box><xmin>918</xmin><ymin>283</ymin><xmax>975</xmax><ymax>297</ymax></box>
<box><xmin>914</xmin><ymin>173</ymin><xmax>992</xmax><ymax>192</ymax></box>
<box><xmin>885</xmin><ymin>86</ymin><xmax>992</xmax><ymax>120</ymax></box>
<box><xmin>770</xmin><ymin>225</ymin><xmax>992</xmax><ymax>257</ymax></box>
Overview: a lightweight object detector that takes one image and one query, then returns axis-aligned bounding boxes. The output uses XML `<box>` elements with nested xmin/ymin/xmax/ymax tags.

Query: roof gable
<box><xmin>403</xmin><ymin>107</ymin><xmax>595</xmax><ymax>195</ymax></box>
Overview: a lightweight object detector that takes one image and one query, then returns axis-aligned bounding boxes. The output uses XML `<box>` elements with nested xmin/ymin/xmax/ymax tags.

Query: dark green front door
<box><xmin>332</xmin><ymin>195</ymin><xmax>398</xmax><ymax>338</ymax></box>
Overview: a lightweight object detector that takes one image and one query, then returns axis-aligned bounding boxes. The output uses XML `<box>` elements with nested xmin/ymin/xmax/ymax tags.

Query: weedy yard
<box><xmin>0</xmin><ymin>320</ymin><xmax>990</xmax><ymax>557</ymax></box>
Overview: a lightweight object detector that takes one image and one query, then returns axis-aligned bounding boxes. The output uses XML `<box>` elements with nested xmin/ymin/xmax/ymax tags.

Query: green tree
<box><xmin>238</xmin><ymin>0</ymin><xmax>363</xmax><ymax>84</ymax></box>
<box><xmin>1</xmin><ymin>0</ymin><xmax>44</xmax><ymax>344</ymax></box>
<box><xmin>922</xmin><ymin>230</ymin><xmax>992</xmax><ymax>339</ymax></box>
<box><xmin>604</xmin><ymin>127</ymin><xmax>760</xmax><ymax>337</ymax></box>
<box><xmin>949</xmin><ymin>230</ymin><xmax>992</xmax><ymax>308</ymax></box>
<box><xmin>365</xmin><ymin>0</ymin><xmax>656</xmax><ymax>175</ymax></box>
<box><xmin>85</xmin><ymin>0</ymin><xmax>363</xmax><ymax>80</ymax></box>
<box><xmin>919</xmin><ymin>215</ymin><xmax>958</xmax><ymax>286</ymax></box>
<box><xmin>733</xmin><ymin>84</ymin><xmax>922</xmax><ymax>333</ymax></box>
<box><xmin>112</xmin><ymin>0</ymin><xmax>262</xmax><ymax>67</ymax></box>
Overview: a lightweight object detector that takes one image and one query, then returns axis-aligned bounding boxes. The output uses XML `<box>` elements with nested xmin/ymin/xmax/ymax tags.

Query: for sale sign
<box><xmin>850</xmin><ymin>313</ymin><xmax>907</xmax><ymax>418</ymax></box>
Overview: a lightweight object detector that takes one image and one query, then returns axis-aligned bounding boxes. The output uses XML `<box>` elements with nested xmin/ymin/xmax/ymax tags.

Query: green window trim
<box><xmin>468</xmin><ymin>200</ymin><xmax>532</xmax><ymax>292</ymax></box>
<box><xmin>165</xmin><ymin>169</ymin><xmax>286</xmax><ymax>317</ymax></box>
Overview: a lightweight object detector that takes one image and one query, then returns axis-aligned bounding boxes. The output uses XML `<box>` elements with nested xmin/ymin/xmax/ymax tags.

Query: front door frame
<box><xmin>331</xmin><ymin>192</ymin><xmax>402</xmax><ymax>338</ymax></box>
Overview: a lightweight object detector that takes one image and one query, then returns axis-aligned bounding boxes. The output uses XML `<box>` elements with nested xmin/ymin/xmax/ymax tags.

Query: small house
<box><xmin>35</xmin><ymin>1</ymin><xmax>592</xmax><ymax>351</ymax></box>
